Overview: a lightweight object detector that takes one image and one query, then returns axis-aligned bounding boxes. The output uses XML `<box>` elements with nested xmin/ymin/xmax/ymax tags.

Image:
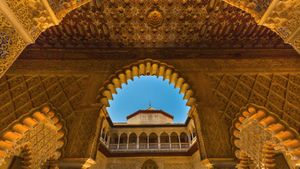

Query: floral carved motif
<box><xmin>231</xmin><ymin>104</ymin><xmax>300</xmax><ymax>168</ymax></box>
<box><xmin>0</xmin><ymin>104</ymin><xmax>67</xmax><ymax>169</ymax></box>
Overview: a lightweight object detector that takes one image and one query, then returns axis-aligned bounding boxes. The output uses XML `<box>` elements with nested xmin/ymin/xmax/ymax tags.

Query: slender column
<box><xmin>158</xmin><ymin>135</ymin><xmax>161</xmax><ymax>149</ymax></box>
<box><xmin>137</xmin><ymin>136</ymin><xmax>139</xmax><ymax>149</ymax></box>
<box><xmin>188</xmin><ymin>134</ymin><xmax>191</xmax><ymax>146</ymax></box>
<box><xmin>178</xmin><ymin>135</ymin><xmax>181</xmax><ymax>149</ymax></box>
<box><xmin>147</xmin><ymin>135</ymin><xmax>150</xmax><ymax>149</ymax></box>
<box><xmin>169</xmin><ymin>135</ymin><xmax>171</xmax><ymax>149</ymax></box>
<box><xmin>127</xmin><ymin>134</ymin><xmax>129</xmax><ymax>149</ymax></box>
<box><xmin>117</xmin><ymin>134</ymin><xmax>120</xmax><ymax>149</ymax></box>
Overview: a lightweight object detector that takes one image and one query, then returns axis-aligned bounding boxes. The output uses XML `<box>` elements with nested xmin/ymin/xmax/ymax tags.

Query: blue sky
<box><xmin>107</xmin><ymin>76</ymin><xmax>190</xmax><ymax>123</ymax></box>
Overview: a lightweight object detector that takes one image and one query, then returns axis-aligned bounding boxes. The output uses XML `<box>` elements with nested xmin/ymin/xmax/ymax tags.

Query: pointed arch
<box><xmin>139</xmin><ymin>132</ymin><xmax>148</xmax><ymax>149</ymax></box>
<box><xmin>0</xmin><ymin>104</ymin><xmax>67</xmax><ymax>169</ymax></box>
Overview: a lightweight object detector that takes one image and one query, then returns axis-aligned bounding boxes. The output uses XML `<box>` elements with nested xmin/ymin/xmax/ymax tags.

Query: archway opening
<box><xmin>149</xmin><ymin>133</ymin><xmax>158</xmax><ymax>149</ymax></box>
<box><xmin>142</xmin><ymin>159</ymin><xmax>158</xmax><ymax>169</ymax></box>
<box><xmin>129</xmin><ymin>133</ymin><xmax>137</xmax><ymax>149</ymax></box>
<box><xmin>107</xmin><ymin>76</ymin><xmax>190</xmax><ymax>123</ymax></box>
<box><xmin>160</xmin><ymin>132</ymin><xmax>170</xmax><ymax>149</ymax></box>
<box><xmin>139</xmin><ymin>133</ymin><xmax>148</xmax><ymax>149</ymax></box>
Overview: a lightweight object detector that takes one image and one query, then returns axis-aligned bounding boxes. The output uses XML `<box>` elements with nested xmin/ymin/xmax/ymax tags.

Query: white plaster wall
<box><xmin>127</xmin><ymin>113</ymin><xmax>173</xmax><ymax>124</ymax></box>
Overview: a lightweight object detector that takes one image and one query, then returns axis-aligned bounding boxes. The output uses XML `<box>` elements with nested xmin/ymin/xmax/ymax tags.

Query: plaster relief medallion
<box><xmin>146</xmin><ymin>8</ymin><xmax>163</xmax><ymax>28</ymax></box>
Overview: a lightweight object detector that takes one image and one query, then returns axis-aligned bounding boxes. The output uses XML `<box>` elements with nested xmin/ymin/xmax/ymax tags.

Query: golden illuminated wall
<box><xmin>91</xmin><ymin>151</ymin><xmax>212</xmax><ymax>169</ymax></box>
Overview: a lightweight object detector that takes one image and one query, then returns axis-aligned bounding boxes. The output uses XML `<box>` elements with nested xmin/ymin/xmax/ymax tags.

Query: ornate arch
<box><xmin>97</xmin><ymin>59</ymin><xmax>196</xmax><ymax>107</ymax></box>
<box><xmin>231</xmin><ymin>104</ymin><xmax>300</xmax><ymax>168</ymax></box>
<box><xmin>0</xmin><ymin>0</ymin><xmax>299</xmax><ymax>79</ymax></box>
<box><xmin>0</xmin><ymin>104</ymin><xmax>67</xmax><ymax>169</ymax></box>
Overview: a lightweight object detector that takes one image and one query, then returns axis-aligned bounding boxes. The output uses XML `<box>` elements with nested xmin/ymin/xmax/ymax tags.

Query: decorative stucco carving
<box><xmin>97</xmin><ymin>59</ymin><xmax>196</xmax><ymax>107</ymax></box>
<box><xmin>208</xmin><ymin>73</ymin><xmax>300</xmax><ymax>132</ymax></box>
<box><xmin>0</xmin><ymin>0</ymin><xmax>90</xmax><ymax>79</ymax></box>
<box><xmin>48</xmin><ymin>0</ymin><xmax>90</xmax><ymax>21</ymax></box>
<box><xmin>0</xmin><ymin>12</ymin><xmax>27</xmax><ymax>82</ymax></box>
<box><xmin>223</xmin><ymin>0</ymin><xmax>300</xmax><ymax>53</ymax></box>
<box><xmin>34</xmin><ymin>0</ymin><xmax>286</xmax><ymax>49</ymax></box>
<box><xmin>231</xmin><ymin>104</ymin><xmax>300</xmax><ymax>168</ymax></box>
<box><xmin>0</xmin><ymin>104</ymin><xmax>67</xmax><ymax>169</ymax></box>
<box><xmin>1</xmin><ymin>0</ymin><xmax>299</xmax><ymax>83</ymax></box>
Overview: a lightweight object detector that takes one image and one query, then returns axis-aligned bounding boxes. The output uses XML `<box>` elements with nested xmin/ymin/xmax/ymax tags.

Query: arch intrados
<box><xmin>97</xmin><ymin>59</ymin><xmax>197</xmax><ymax>108</ymax></box>
<box><xmin>180</xmin><ymin>132</ymin><xmax>188</xmax><ymax>136</ymax></box>
<box><xmin>149</xmin><ymin>132</ymin><xmax>158</xmax><ymax>137</ymax></box>
<box><xmin>129</xmin><ymin>133</ymin><xmax>137</xmax><ymax>143</ymax></box>
<box><xmin>129</xmin><ymin>133</ymin><xmax>137</xmax><ymax>137</ymax></box>
<box><xmin>231</xmin><ymin>104</ymin><xmax>300</xmax><ymax>168</ymax></box>
<box><xmin>160</xmin><ymin>132</ymin><xmax>169</xmax><ymax>137</ymax></box>
<box><xmin>171</xmin><ymin>132</ymin><xmax>179</xmax><ymax>136</ymax></box>
<box><xmin>120</xmin><ymin>133</ymin><xmax>127</xmax><ymax>138</ymax></box>
<box><xmin>0</xmin><ymin>104</ymin><xmax>66</xmax><ymax>167</ymax></box>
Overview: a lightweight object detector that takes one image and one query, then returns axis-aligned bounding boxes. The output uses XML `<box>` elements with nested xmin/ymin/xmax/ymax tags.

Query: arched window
<box><xmin>129</xmin><ymin>133</ymin><xmax>137</xmax><ymax>149</ymax></box>
<box><xmin>119</xmin><ymin>133</ymin><xmax>128</xmax><ymax>149</ymax></box>
<box><xmin>139</xmin><ymin>132</ymin><xmax>147</xmax><ymax>149</ymax></box>
<box><xmin>142</xmin><ymin>159</ymin><xmax>158</xmax><ymax>169</ymax></box>
<box><xmin>180</xmin><ymin>132</ymin><xmax>189</xmax><ymax>148</ymax></box>
<box><xmin>160</xmin><ymin>132</ymin><xmax>169</xmax><ymax>149</ymax></box>
<box><xmin>109</xmin><ymin>133</ymin><xmax>119</xmax><ymax>150</ymax></box>
<box><xmin>170</xmin><ymin>132</ymin><xmax>179</xmax><ymax>149</ymax></box>
<box><xmin>149</xmin><ymin>133</ymin><xmax>158</xmax><ymax>149</ymax></box>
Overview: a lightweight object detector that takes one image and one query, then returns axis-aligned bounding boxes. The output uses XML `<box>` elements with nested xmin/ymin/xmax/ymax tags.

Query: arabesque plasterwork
<box><xmin>224</xmin><ymin>0</ymin><xmax>300</xmax><ymax>53</ymax></box>
<box><xmin>0</xmin><ymin>104</ymin><xmax>67</xmax><ymax>169</ymax></box>
<box><xmin>231</xmin><ymin>104</ymin><xmax>300</xmax><ymax>169</ymax></box>
<box><xmin>0</xmin><ymin>0</ymin><xmax>299</xmax><ymax>80</ymax></box>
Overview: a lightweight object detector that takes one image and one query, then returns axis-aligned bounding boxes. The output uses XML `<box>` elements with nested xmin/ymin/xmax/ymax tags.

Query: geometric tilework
<box><xmin>0</xmin><ymin>75</ymin><xmax>92</xmax><ymax>158</ymax></box>
<box><xmin>207</xmin><ymin>73</ymin><xmax>300</xmax><ymax>133</ymax></box>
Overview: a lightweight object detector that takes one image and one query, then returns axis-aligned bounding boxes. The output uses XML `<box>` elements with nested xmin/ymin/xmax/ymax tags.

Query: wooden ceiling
<box><xmin>29</xmin><ymin>0</ymin><xmax>290</xmax><ymax>49</ymax></box>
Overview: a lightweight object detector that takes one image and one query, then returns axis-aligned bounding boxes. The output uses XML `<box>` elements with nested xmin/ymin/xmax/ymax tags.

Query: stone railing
<box><xmin>100</xmin><ymin>138</ymin><xmax>196</xmax><ymax>152</ymax></box>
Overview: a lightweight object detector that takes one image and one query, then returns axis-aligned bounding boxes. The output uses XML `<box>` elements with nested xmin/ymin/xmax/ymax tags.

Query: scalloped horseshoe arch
<box><xmin>231</xmin><ymin>104</ymin><xmax>300</xmax><ymax>168</ymax></box>
<box><xmin>0</xmin><ymin>104</ymin><xmax>67</xmax><ymax>169</ymax></box>
<box><xmin>97</xmin><ymin>59</ymin><xmax>197</xmax><ymax>108</ymax></box>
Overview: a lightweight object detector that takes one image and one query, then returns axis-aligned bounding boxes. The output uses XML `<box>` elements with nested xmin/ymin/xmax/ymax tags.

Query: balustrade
<box><xmin>100</xmin><ymin>131</ymin><xmax>197</xmax><ymax>152</ymax></box>
<box><xmin>105</xmin><ymin>142</ymin><xmax>194</xmax><ymax>152</ymax></box>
